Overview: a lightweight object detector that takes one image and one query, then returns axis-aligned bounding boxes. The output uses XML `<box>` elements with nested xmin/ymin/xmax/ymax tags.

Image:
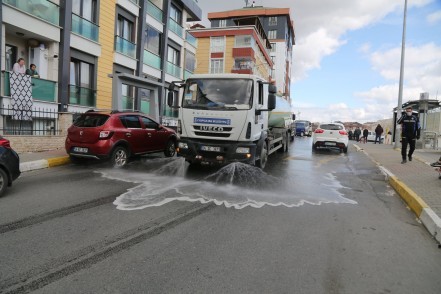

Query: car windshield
<box><xmin>182</xmin><ymin>79</ymin><xmax>253</xmax><ymax>110</ymax></box>
<box><xmin>295</xmin><ymin>122</ymin><xmax>305</xmax><ymax>127</ymax></box>
<box><xmin>320</xmin><ymin>124</ymin><xmax>343</xmax><ymax>130</ymax></box>
<box><xmin>73</xmin><ymin>114</ymin><xmax>109</xmax><ymax>127</ymax></box>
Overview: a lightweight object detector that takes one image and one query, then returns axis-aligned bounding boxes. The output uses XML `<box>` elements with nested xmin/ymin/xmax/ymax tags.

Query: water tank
<box><xmin>268</xmin><ymin>97</ymin><xmax>293</xmax><ymax>128</ymax></box>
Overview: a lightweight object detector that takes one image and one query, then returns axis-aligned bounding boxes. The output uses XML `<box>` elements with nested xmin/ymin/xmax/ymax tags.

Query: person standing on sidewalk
<box><xmin>362</xmin><ymin>128</ymin><xmax>369</xmax><ymax>143</ymax></box>
<box><xmin>354</xmin><ymin>127</ymin><xmax>361</xmax><ymax>142</ymax></box>
<box><xmin>397</xmin><ymin>106</ymin><xmax>421</xmax><ymax>164</ymax></box>
<box><xmin>374</xmin><ymin>124</ymin><xmax>383</xmax><ymax>144</ymax></box>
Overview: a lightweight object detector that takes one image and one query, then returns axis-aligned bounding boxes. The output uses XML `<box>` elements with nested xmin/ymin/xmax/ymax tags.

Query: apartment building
<box><xmin>188</xmin><ymin>17</ymin><xmax>273</xmax><ymax>81</ymax></box>
<box><xmin>0</xmin><ymin>0</ymin><xmax>201</xmax><ymax>136</ymax></box>
<box><xmin>208</xmin><ymin>6</ymin><xmax>295</xmax><ymax>100</ymax></box>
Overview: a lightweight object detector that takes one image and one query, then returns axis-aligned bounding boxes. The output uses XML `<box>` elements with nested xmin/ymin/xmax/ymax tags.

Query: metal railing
<box><xmin>72</xmin><ymin>13</ymin><xmax>99</xmax><ymax>42</ymax></box>
<box><xmin>3</xmin><ymin>0</ymin><xmax>59</xmax><ymax>25</ymax></box>
<box><xmin>185</xmin><ymin>32</ymin><xmax>198</xmax><ymax>47</ymax></box>
<box><xmin>166</xmin><ymin>61</ymin><xmax>181</xmax><ymax>78</ymax></box>
<box><xmin>147</xmin><ymin>1</ymin><xmax>163</xmax><ymax>22</ymax></box>
<box><xmin>0</xmin><ymin>105</ymin><xmax>60</xmax><ymax>135</ymax></box>
<box><xmin>168</xmin><ymin>18</ymin><xmax>183</xmax><ymax>37</ymax></box>
<box><xmin>2</xmin><ymin>71</ymin><xmax>57</xmax><ymax>102</ymax></box>
<box><xmin>143</xmin><ymin>50</ymin><xmax>162</xmax><ymax>69</ymax></box>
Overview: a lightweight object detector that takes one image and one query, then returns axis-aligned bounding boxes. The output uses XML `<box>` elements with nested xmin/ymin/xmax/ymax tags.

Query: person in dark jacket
<box><xmin>362</xmin><ymin>128</ymin><xmax>369</xmax><ymax>143</ymax></box>
<box><xmin>397</xmin><ymin>106</ymin><xmax>421</xmax><ymax>164</ymax></box>
<box><xmin>374</xmin><ymin>124</ymin><xmax>383</xmax><ymax>144</ymax></box>
<box><xmin>348</xmin><ymin>129</ymin><xmax>353</xmax><ymax>140</ymax></box>
<box><xmin>353</xmin><ymin>127</ymin><xmax>361</xmax><ymax>142</ymax></box>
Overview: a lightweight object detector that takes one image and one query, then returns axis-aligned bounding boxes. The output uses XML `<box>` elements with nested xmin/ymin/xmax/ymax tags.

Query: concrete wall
<box><xmin>8</xmin><ymin>113</ymin><xmax>73</xmax><ymax>153</ymax></box>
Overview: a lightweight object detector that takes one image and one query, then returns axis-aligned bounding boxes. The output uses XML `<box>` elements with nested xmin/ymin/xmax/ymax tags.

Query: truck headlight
<box><xmin>178</xmin><ymin>142</ymin><xmax>188</xmax><ymax>149</ymax></box>
<box><xmin>236</xmin><ymin>147</ymin><xmax>250</xmax><ymax>154</ymax></box>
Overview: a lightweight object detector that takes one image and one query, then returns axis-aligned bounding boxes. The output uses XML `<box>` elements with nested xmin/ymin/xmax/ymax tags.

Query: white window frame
<box><xmin>210</xmin><ymin>59</ymin><xmax>224</xmax><ymax>74</ymax></box>
<box><xmin>210</xmin><ymin>36</ymin><xmax>225</xmax><ymax>53</ymax></box>
<box><xmin>219</xmin><ymin>19</ymin><xmax>226</xmax><ymax>27</ymax></box>
<box><xmin>268</xmin><ymin>30</ymin><xmax>277</xmax><ymax>39</ymax></box>
<box><xmin>269</xmin><ymin>17</ymin><xmax>277</xmax><ymax>26</ymax></box>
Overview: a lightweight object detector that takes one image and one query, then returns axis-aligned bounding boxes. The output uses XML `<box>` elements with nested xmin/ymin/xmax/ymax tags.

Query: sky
<box><xmin>196</xmin><ymin>0</ymin><xmax>441</xmax><ymax>123</ymax></box>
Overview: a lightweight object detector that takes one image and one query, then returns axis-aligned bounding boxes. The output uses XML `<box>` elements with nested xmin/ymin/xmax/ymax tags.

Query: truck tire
<box><xmin>278</xmin><ymin>133</ymin><xmax>289</xmax><ymax>153</ymax></box>
<box><xmin>256</xmin><ymin>142</ymin><xmax>268</xmax><ymax>169</ymax></box>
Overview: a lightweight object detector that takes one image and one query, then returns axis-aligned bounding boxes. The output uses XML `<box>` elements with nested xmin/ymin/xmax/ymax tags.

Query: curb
<box><xmin>353</xmin><ymin>144</ymin><xmax>441</xmax><ymax>244</ymax></box>
<box><xmin>20</xmin><ymin>156</ymin><xmax>70</xmax><ymax>172</ymax></box>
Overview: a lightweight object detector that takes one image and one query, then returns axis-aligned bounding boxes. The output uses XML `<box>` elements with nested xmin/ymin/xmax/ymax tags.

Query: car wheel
<box><xmin>312</xmin><ymin>143</ymin><xmax>317</xmax><ymax>151</ymax></box>
<box><xmin>343</xmin><ymin>147</ymin><xmax>348</xmax><ymax>153</ymax></box>
<box><xmin>164</xmin><ymin>140</ymin><xmax>176</xmax><ymax>157</ymax></box>
<box><xmin>0</xmin><ymin>169</ymin><xmax>8</xmax><ymax>196</ymax></box>
<box><xmin>256</xmin><ymin>142</ymin><xmax>268</xmax><ymax>169</ymax></box>
<box><xmin>111</xmin><ymin>146</ymin><xmax>129</xmax><ymax>168</ymax></box>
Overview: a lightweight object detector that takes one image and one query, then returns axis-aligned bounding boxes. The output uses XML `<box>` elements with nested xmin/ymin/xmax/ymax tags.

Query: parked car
<box><xmin>366</xmin><ymin>131</ymin><xmax>385</xmax><ymax>143</ymax></box>
<box><xmin>0</xmin><ymin>136</ymin><xmax>21</xmax><ymax>196</ymax></box>
<box><xmin>65</xmin><ymin>111</ymin><xmax>178</xmax><ymax>167</ymax></box>
<box><xmin>312</xmin><ymin>122</ymin><xmax>349</xmax><ymax>153</ymax></box>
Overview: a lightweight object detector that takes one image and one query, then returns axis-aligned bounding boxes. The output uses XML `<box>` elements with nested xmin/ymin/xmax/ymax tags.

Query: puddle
<box><xmin>99</xmin><ymin>158</ymin><xmax>357</xmax><ymax>210</ymax></box>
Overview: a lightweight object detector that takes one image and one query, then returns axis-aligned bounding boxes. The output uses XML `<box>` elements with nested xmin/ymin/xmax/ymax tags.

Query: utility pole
<box><xmin>394</xmin><ymin>0</ymin><xmax>408</xmax><ymax>149</ymax></box>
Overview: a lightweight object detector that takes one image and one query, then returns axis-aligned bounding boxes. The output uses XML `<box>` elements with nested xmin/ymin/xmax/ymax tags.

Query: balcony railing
<box><xmin>168</xmin><ymin>18</ymin><xmax>183</xmax><ymax>37</ymax></box>
<box><xmin>185</xmin><ymin>32</ymin><xmax>198</xmax><ymax>48</ymax></box>
<box><xmin>122</xmin><ymin>95</ymin><xmax>134</xmax><ymax>111</ymax></box>
<box><xmin>128</xmin><ymin>0</ymin><xmax>139</xmax><ymax>4</ymax></box>
<box><xmin>3</xmin><ymin>0</ymin><xmax>59</xmax><ymax>25</ymax></box>
<box><xmin>144</xmin><ymin>50</ymin><xmax>162</xmax><ymax>69</ymax></box>
<box><xmin>69</xmin><ymin>85</ymin><xmax>96</xmax><ymax>107</ymax></box>
<box><xmin>72</xmin><ymin>14</ymin><xmax>99</xmax><ymax>42</ymax></box>
<box><xmin>147</xmin><ymin>1</ymin><xmax>163</xmax><ymax>22</ymax></box>
<box><xmin>115</xmin><ymin>36</ymin><xmax>136</xmax><ymax>58</ymax></box>
<box><xmin>166</xmin><ymin>62</ymin><xmax>181</xmax><ymax>78</ymax></box>
<box><xmin>2</xmin><ymin>72</ymin><xmax>56</xmax><ymax>102</ymax></box>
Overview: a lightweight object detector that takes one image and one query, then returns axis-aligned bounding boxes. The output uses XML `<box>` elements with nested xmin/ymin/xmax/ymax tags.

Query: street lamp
<box><xmin>394</xmin><ymin>0</ymin><xmax>408</xmax><ymax>149</ymax></box>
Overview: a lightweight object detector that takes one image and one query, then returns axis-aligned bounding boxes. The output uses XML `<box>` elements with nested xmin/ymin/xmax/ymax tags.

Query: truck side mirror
<box><xmin>268</xmin><ymin>84</ymin><xmax>277</xmax><ymax>94</ymax></box>
<box><xmin>292</xmin><ymin>114</ymin><xmax>296</xmax><ymax>120</ymax></box>
<box><xmin>167</xmin><ymin>91</ymin><xmax>174</xmax><ymax>107</ymax></box>
<box><xmin>268</xmin><ymin>93</ymin><xmax>276</xmax><ymax>110</ymax></box>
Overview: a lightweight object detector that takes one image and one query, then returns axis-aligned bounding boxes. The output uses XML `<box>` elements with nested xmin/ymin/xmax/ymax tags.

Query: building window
<box><xmin>117</xmin><ymin>15</ymin><xmax>134</xmax><ymax>42</ymax></box>
<box><xmin>185</xmin><ymin>50</ymin><xmax>196</xmax><ymax>72</ymax></box>
<box><xmin>210</xmin><ymin>37</ymin><xmax>225</xmax><ymax>53</ymax></box>
<box><xmin>69</xmin><ymin>58</ymin><xmax>95</xmax><ymax>106</ymax></box>
<box><xmin>73</xmin><ymin>0</ymin><xmax>97</xmax><ymax>23</ymax></box>
<box><xmin>145</xmin><ymin>26</ymin><xmax>162</xmax><ymax>55</ymax></box>
<box><xmin>270</xmin><ymin>42</ymin><xmax>276</xmax><ymax>53</ymax></box>
<box><xmin>268</xmin><ymin>30</ymin><xmax>277</xmax><ymax>39</ymax></box>
<box><xmin>169</xmin><ymin>4</ymin><xmax>182</xmax><ymax>24</ymax></box>
<box><xmin>269</xmin><ymin>16</ymin><xmax>277</xmax><ymax>26</ymax></box>
<box><xmin>219</xmin><ymin>19</ymin><xmax>226</xmax><ymax>27</ymax></box>
<box><xmin>167</xmin><ymin>46</ymin><xmax>179</xmax><ymax>65</ymax></box>
<box><xmin>235</xmin><ymin>35</ymin><xmax>253</xmax><ymax>48</ymax></box>
<box><xmin>210</xmin><ymin>59</ymin><xmax>224</xmax><ymax>74</ymax></box>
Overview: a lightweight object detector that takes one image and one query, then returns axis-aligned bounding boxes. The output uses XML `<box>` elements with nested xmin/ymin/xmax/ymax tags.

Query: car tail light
<box><xmin>315</xmin><ymin>129</ymin><xmax>324</xmax><ymax>134</ymax></box>
<box><xmin>339</xmin><ymin>130</ymin><xmax>348</xmax><ymax>135</ymax></box>
<box><xmin>0</xmin><ymin>137</ymin><xmax>11</xmax><ymax>148</ymax></box>
<box><xmin>99</xmin><ymin>131</ymin><xmax>114</xmax><ymax>139</ymax></box>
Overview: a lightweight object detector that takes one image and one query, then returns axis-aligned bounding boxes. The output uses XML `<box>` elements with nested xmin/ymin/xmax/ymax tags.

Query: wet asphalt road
<box><xmin>1</xmin><ymin>137</ymin><xmax>440</xmax><ymax>294</ymax></box>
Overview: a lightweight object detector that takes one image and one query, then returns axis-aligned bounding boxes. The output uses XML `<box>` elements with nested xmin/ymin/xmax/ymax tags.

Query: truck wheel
<box><xmin>256</xmin><ymin>142</ymin><xmax>268</xmax><ymax>169</ymax></box>
<box><xmin>278</xmin><ymin>133</ymin><xmax>289</xmax><ymax>153</ymax></box>
<box><xmin>290</xmin><ymin>131</ymin><xmax>294</xmax><ymax>142</ymax></box>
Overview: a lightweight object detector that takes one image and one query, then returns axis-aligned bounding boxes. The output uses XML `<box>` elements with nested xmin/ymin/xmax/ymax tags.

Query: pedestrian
<box><xmin>362</xmin><ymin>128</ymin><xmax>368</xmax><ymax>144</ymax></box>
<box><xmin>12</xmin><ymin>58</ymin><xmax>26</xmax><ymax>74</ymax></box>
<box><xmin>397</xmin><ymin>106</ymin><xmax>421</xmax><ymax>164</ymax></box>
<box><xmin>354</xmin><ymin>127</ymin><xmax>361</xmax><ymax>142</ymax></box>
<box><xmin>385</xmin><ymin>130</ymin><xmax>392</xmax><ymax>145</ymax></box>
<box><xmin>348</xmin><ymin>129</ymin><xmax>353</xmax><ymax>140</ymax></box>
<box><xmin>25</xmin><ymin>64</ymin><xmax>39</xmax><ymax>78</ymax></box>
<box><xmin>374</xmin><ymin>124</ymin><xmax>383</xmax><ymax>144</ymax></box>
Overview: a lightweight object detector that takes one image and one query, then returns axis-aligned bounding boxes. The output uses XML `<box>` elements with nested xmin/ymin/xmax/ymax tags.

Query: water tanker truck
<box><xmin>167</xmin><ymin>74</ymin><xmax>294</xmax><ymax>169</ymax></box>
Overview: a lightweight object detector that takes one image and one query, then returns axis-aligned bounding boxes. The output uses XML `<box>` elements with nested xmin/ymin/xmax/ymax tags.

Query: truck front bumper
<box><xmin>177</xmin><ymin>138</ymin><xmax>257</xmax><ymax>165</ymax></box>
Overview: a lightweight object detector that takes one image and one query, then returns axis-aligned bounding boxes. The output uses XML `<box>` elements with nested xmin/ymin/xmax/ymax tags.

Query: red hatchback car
<box><xmin>65</xmin><ymin>111</ymin><xmax>178</xmax><ymax>167</ymax></box>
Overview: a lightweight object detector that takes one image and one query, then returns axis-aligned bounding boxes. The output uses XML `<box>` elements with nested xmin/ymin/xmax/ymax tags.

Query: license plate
<box><xmin>73</xmin><ymin>147</ymin><xmax>88</xmax><ymax>153</ymax></box>
<box><xmin>200</xmin><ymin>145</ymin><xmax>221</xmax><ymax>152</ymax></box>
<box><xmin>325</xmin><ymin>142</ymin><xmax>336</xmax><ymax>146</ymax></box>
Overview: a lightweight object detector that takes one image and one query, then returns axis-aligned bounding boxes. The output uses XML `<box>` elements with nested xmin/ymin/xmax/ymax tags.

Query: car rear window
<box><xmin>73</xmin><ymin>114</ymin><xmax>109</xmax><ymax>127</ymax></box>
<box><xmin>320</xmin><ymin>124</ymin><xmax>343</xmax><ymax>130</ymax></box>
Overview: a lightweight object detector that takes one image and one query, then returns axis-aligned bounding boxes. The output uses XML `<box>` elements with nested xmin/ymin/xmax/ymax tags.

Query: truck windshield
<box><xmin>182</xmin><ymin>79</ymin><xmax>253</xmax><ymax>110</ymax></box>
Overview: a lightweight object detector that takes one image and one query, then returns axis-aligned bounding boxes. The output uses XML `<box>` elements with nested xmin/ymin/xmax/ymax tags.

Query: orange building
<box><xmin>188</xmin><ymin>16</ymin><xmax>273</xmax><ymax>81</ymax></box>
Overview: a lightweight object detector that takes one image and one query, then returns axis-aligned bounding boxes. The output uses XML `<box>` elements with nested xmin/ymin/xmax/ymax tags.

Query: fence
<box><xmin>0</xmin><ymin>105</ymin><xmax>60</xmax><ymax>136</ymax></box>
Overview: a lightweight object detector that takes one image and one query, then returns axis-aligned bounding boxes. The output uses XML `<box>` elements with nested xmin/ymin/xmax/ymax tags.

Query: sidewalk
<box><xmin>18</xmin><ymin>149</ymin><xmax>70</xmax><ymax>172</ymax></box>
<box><xmin>354</xmin><ymin>142</ymin><xmax>441</xmax><ymax>244</ymax></box>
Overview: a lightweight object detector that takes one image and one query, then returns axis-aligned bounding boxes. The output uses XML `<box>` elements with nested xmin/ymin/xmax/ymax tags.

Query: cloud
<box><xmin>427</xmin><ymin>10</ymin><xmax>441</xmax><ymax>24</ymax></box>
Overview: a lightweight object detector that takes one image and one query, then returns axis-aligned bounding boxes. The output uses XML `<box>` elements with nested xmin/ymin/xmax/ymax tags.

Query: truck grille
<box><xmin>194</xmin><ymin>132</ymin><xmax>231</xmax><ymax>138</ymax></box>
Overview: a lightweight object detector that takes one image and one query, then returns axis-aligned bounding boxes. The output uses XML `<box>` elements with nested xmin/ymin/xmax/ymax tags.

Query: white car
<box><xmin>366</xmin><ymin>131</ymin><xmax>384</xmax><ymax>143</ymax></box>
<box><xmin>312</xmin><ymin>122</ymin><xmax>349</xmax><ymax>153</ymax></box>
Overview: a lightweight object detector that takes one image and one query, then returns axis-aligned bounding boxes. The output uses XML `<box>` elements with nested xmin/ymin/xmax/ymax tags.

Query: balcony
<box><xmin>147</xmin><ymin>1</ymin><xmax>163</xmax><ymax>22</ymax></box>
<box><xmin>166</xmin><ymin>62</ymin><xmax>181</xmax><ymax>78</ymax></box>
<box><xmin>168</xmin><ymin>18</ymin><xmax>183</xmax><ymax>37</ymax></box>
<box><xmin>185</xmin><ymin>32</ymin><xmax>198</xmax><ymax>48</ymax></box>
<box><xmin>232</xmin><ymin>47</ymin><xmax>255</xmax><ymax>60</ymax></box>
<box><xmin>69</xmin><ymin>85</ymin><xmax>96</xmax><ymax>107</ymax></box>
<box><xmin>72</xmin><ymin>14</ymin><xmax>99</xmax><ymax>42</ymax></box>
<box><xmin>3</xmin><ymin>0</ymin><xmax>59</xmax><ymax>25</ymax></box>
<box><xmin>2</xmin><ymin>72</ymin><xmax>57</xmax><ymax>102</ymax></box>
<box><xmin>143</xmin><ymin>50</ymin><xmax>161</xmax><ymax>69</ymax></box>
<box><xmin>115</xmin><ymin>36</ymin><xmax>136</xmax><ymax>58</ymax></box>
